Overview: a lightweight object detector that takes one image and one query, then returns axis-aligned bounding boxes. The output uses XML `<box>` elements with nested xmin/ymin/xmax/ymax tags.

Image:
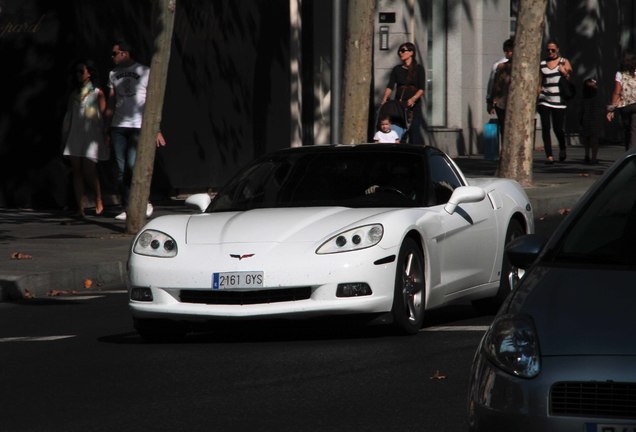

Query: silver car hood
<box><xmin>509</xmin><ymin>266</ymin><xmax>636</xmax><ymax>356</ymax></box>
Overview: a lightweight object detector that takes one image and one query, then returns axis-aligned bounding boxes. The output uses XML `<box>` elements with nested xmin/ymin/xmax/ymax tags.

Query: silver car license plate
<box><xmin>212</xmin><ymin>271</ymin><xmax>264</xmax><ymax>289</ymax></box>
<box><xmin>586</xmin><ymin>423</ymin><xmax>636</xmax><ymax>432</ymax></box>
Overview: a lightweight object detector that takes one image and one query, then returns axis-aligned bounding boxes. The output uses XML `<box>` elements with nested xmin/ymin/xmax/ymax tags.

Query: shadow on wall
<box><xmin>1</xmin><ymin>0</ymin><xmax>291</xmax><ymax>209</ymax></box>
<box><xmin>0</xmin><ymin>1</ymin><xmax>154</xmax><ymax>209</ymax></box>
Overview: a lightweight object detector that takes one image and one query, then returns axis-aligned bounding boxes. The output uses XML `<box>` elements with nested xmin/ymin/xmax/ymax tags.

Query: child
<box><xmin>580</xmin><ymin>78</ymin><xmax>604</xmax><ymax>164</ymax></box>
<box><xmin>373</xmin><ymin>116</ymin><xmax>400</xmax><ymax>143</ymax></box>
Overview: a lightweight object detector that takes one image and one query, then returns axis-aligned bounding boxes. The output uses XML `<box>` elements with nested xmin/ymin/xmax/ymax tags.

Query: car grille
<box><xmin>551</xmin><ymin>381</ymin><xmax>636</xmax><ymax>418</ymax></box>
<box><xmin>179</xmin><ymin>287</ymin><xmax>312</xmax><ymax>305</ymax></box>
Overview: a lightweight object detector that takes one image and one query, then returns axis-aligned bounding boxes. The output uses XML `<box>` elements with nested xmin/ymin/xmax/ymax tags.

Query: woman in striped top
<box><xmin>538</xmin><ymin>39</ymin><xmax>573</xmax><ymax>164</ymax></box>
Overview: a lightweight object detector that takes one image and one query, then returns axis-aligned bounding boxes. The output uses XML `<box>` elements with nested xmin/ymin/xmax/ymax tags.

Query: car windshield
<box><xmin>209</xmin><ymin>150</ymin><xmax>429</xmax><ymax>211</ymax></box>
<box><xmin>550</xmin><ymin>155</ymin><xmax>636</xmax><ymax>266</ymax></box>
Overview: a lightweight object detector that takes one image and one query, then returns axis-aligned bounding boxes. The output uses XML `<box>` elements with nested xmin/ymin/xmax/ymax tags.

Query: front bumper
<box><xmin>468</xmin><ymin>353</ymin><xmax>636</xmax><ymax>432</ymax></box>
<box><xmin>128</xmin><ymin>244</ymin><xmax>397</xmax><ymax>321</ymax></box>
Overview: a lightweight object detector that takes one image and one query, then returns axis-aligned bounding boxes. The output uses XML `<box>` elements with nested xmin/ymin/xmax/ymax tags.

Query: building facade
<box><xmin>1</xmin><ymin>0</ymin><xmax>634</xmax><ymax>208</ymax></box>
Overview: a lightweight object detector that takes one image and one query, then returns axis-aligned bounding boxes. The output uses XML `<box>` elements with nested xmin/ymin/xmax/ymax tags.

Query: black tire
<box><xmin>134</xmin><ymin>318</ymin><xmax>186</xmax><ymax>342</ymax></box>
<box><xmin>391</xmin><ymin>238</ymin><xmax>426</xmax><ymax>334</ymax></box>
<box><xmin>473</xmin><ymin>219</ymin><xmax>525</xmax><ymax>314</ymax></box>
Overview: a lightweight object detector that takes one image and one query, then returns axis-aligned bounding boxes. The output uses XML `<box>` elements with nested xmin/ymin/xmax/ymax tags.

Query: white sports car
<box><xmin>128</xmin><ymin>144</ymin><xmax>533</xmax><ymax>340</ymax></box>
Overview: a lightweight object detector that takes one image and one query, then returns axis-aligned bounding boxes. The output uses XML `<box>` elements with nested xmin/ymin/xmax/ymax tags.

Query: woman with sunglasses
<box><xmin>538</xmin><ymin>39</ymin><xmax>573</xmax><ymax>163</ymax></box>
<box><xmin>381</xmin><ymin>42</ymin><xmax>426</xmax><ymax>144</ymax></box>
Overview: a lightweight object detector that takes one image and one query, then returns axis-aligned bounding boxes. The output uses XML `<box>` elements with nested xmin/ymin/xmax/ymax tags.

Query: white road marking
<box><xmin>0</xmin><ymin>335</ymin><xmax>76</xmax><ymax>343</ymax></box>
<box><xmin>421</xmin><ymin>325</ymin><xmax>489</xmax><ymax>332</ymax></box>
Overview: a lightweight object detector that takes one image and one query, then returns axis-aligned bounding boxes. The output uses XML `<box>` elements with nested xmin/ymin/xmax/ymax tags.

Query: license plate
<box><xmin>585</xmin><ymin>423</ymin><xmax>636</xmax><ymax>432</ymax></box>
<box><xmin>212</xmin><ymin>271</ymin><xmax>264</xmax><ymax>289</ymax></box>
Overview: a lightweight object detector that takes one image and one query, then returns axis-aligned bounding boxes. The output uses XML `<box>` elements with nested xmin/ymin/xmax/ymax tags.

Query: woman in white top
<box><xmin>607</xmin><ymin>51</ymin><xmax>636</xmax><ymax>149</ymax></box>
<box><xmin>62</xmin><ymin>60</ymin><xmax>108</xmax><ymax>216</ymax></box>
<box><xmin>537</xmin><ymin>39</ymin><xmax>573</xmax><ymax>164</ymax></box>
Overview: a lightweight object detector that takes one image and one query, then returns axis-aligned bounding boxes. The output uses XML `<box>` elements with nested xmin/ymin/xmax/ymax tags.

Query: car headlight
<box><xmin>133</xmin><ymin>230</ymin><xmax>178</xmax><ymax>258</ymax></box>
<box><xmin>316</xmin><ymin>224</ymin><xmax>383</xmax><ymax>254</ymax></box>
<box><xmin>482</xmin><ymin>314</ymin><xmax>541</xmax><ymax>378</ymax></box>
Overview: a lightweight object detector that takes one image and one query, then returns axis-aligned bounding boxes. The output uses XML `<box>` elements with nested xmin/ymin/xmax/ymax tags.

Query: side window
<box><xmin>428</xmin><ymin>152</ymin><xmax>463</xmax><ymax>205</ymax></box>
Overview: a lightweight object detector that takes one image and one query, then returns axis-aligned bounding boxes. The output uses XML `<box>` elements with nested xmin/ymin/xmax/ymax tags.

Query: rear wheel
<box><xmin>473</xmin><ymin>219</ymin><xmax>525</xmax><ymax>314</ymax></box>
<box><xmin>391</xmin><ymin>238</ymin><xmax>425</xmax><ymax>334</ymax></box>
<box><xmin>134</xmin><ymin>318</ymin><xmax>186</xmax><ymax>342</ymax></box>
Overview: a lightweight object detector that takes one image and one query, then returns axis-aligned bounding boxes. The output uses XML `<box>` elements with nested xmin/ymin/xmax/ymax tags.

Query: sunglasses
<box><xmin>111</xmin><ymin>51</ymin><xmax>125</xmax><ymax>57</ymax></box>
<box><xmin>399</xmin><ymin>48</ymin><xmax>412</xmax><ymax>53</ymax></box>
<box><xmin>546</xmin><ymin>48</ymin><xmax>557</xmax><ymax>53</ymax></box>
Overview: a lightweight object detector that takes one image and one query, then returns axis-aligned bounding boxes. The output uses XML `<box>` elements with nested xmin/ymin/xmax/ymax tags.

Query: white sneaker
<box><xmin>115</xmin><ymin>204</ymin><xmax>152</xmax><ymax>220</ymax></box>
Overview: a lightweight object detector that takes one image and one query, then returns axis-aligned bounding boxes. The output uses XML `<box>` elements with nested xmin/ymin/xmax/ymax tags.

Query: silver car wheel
<box><xmin>392</xmin><ymin>238</ymin><xmax>425</xmax><ymax>334</ymax></box>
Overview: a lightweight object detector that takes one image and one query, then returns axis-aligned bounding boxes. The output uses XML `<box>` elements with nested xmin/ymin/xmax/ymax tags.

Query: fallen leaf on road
<box><xmin>558</xmin><ymin>208</ymin><xmax>571</xmax><ymax>216</ymax></box>
<box><xmin>430</xmin><ymin>370</ymin><xmax>447</xmax><ymax>380</ymax></box>
<box><xmin>11</xmin><ymin>252</ymin><xmax>32</xmax><ymax>260</ymax></box>
<box><xmin>84</xmin><ymin>279</ymin><xmax>93</xmax><ymax>289</ymax></box>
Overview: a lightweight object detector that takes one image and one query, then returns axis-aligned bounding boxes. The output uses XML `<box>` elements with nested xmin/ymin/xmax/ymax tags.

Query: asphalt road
<box><xmin>0</xmin><ymin>214</ymin><xmax>567</xmax><ymax>432</ymax></box>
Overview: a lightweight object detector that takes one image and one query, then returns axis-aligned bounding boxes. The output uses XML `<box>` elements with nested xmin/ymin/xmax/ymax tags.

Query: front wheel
<box><xmin>391</xmin><ymin>238</ymin><xmax>426</xmax><ymax>334</ymax></box>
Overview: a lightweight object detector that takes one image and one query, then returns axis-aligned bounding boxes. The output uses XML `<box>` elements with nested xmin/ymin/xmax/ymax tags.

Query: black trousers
<box><xmin>537</xmin><ymin>104</ymin><xmax>566</xmax><ymax>158</ymax></box>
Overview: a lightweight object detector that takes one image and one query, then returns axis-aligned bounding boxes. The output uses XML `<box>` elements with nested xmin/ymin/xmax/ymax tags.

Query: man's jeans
<box><xmin>111</xmin><ymin>127</ymin><xmax>140</xmax><ymax>207</ymax></box>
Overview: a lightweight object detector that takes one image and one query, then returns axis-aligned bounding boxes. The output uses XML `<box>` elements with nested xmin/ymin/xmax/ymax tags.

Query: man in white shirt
<box><xmin>105</xmin><ymin>41</ymin><xmax>154</xmax><ymax>220</ymax></box>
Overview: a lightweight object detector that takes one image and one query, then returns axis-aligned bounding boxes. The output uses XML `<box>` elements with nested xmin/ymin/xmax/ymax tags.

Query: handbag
<box><xmin>558</xmin><ymin>58</ymin><xmax>576</xmax><ymax>101</ymax></box>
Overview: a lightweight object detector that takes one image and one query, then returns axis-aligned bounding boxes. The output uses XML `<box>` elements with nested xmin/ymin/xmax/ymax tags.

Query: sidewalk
<box><xmin>456</xmin><ymin>143</ymin><xmax>626</xmax><ymax>216</ymax></box>
<box><xmin>0</xmin><ymin>143</ymin><xmax>626</xmax><ymax>302</ymax></box>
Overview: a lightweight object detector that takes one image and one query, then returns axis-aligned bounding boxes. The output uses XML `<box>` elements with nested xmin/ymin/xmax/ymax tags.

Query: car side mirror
<box><xmin>506</xmin><ymin>234</ymin><xmax>547</xmax><ymax>269</ymax></box>
<box><xmin>444</xmin><ymin>186</ymin><xmax>486</xmax><ymax>214</ymax></box>
<box><xmin>185</xmin><ymin>193</ymin><xmax>212</xmax><ymax>213</ymax></box>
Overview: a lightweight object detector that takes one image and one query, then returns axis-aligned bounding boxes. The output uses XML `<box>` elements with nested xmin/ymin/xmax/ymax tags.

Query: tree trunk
<box><xmin>126</xmin><ymin>0</ymin><xmax>176</xmax><ymax>234</ymax></box>
<box><xmin>341</xmin><ymin>0</ymin><xmax>375</xmax><ymax>144</ymax></box>
<box><xmin>498</xmin><ymin>0</ymin><xmax>547</xmax><ymax>187</ymax></box>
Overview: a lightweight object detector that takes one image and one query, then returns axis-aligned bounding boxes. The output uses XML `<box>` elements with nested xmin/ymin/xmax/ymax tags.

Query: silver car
<box><xmin>468</xmin><ymin>148</ymin><xmax>636</xmax><ymax>431</ymax></box>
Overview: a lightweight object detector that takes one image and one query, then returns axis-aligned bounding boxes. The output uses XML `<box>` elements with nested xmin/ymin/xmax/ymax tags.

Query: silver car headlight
<box><xmin>482</xmin><ymin>314</ymin><xmax>541</xmax><ymax>378</ymax></box>
<box><xmin>316</xmin><ymin>224</ymin><xmax>383</xmax><ymax>254</ymax></box>
<box><xmin>133</xmin><ymin>230</ymin><xmax>178</xmax><ymax>258</ymax></box>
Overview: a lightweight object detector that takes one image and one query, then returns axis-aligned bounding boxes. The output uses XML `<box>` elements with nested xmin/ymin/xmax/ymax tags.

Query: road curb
<box><xmin>0</xmin><ymin>261</ymin><xmax>127</xmax><ymax>301</ymax></box>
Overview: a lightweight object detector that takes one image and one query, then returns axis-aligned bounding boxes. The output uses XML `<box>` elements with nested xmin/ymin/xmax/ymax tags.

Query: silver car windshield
<box><xmin>209</xmin><ymin>151</ymin><xmax>428</xmax><ymax>211</ymax></box>
<box><xmin>553</xmin><ymin>155</ymin><xmax>636</xmax><ymax>266</ymax></box>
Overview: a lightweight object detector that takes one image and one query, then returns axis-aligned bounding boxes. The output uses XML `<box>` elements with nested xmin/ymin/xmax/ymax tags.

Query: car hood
<box><xmin>510</xmin><ymin>266</ymin><xmax>636</xmax><ymax>356</ymax></box>
<box><xmin>185</xmin><ymin>207</ymin><xmax>398</xmax><ymax>245</ymax></box>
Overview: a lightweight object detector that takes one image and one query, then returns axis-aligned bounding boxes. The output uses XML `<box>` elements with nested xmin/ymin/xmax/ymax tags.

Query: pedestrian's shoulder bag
<box><xmin>558</xmin><ymin>58</ymin><xmax>576</xmax><ymax>101</ymax></box>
